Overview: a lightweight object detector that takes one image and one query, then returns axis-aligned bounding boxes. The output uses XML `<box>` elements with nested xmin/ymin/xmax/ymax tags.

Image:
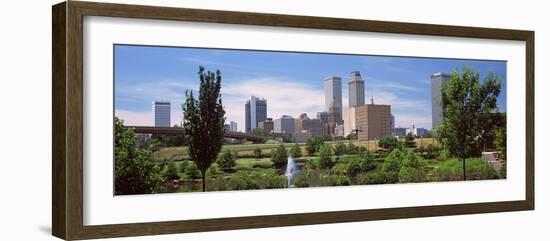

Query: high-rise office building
<box><xmin>274</xmin><ymin>115</ymin><xmax>296</xmax><ymax>134</ymax></box>
<box><xmin>245</xmin><ymin>96</ymin><xmax>267</xmax><ymax>133</ymax></box>
<box><xmin>390</xmin><ymin>115</ymin><xmax>395</xmax><ymax>135</ymax></box>
<box><xmin>345</xmin><ymin>103</ymin><xmax>392</xmax><ymax>140</ymax></box>
<box><xmin>324</xmin><ymin>76</ymin><xmax>343</xmax><ymax>123</ymax></box>
<box><xmin>317</xmin><ymin>111</ymin><xmax>330</xmax><ymax>135</ymax></box>
<box><xmin>258</xmin><ymin>118</ymin><xmax>274</xmax><ymax>133</ymax></box>
<box><xmin>348</xmin><ymin>71</ymin><xmax>365</xmax><ymax>108</ymax></box>
<box><xmin>431</xmin><ymin>72</ymin><xmax>451</xmax><ymax>129</ymax></box>
<box><xmin>229</xmin><ymin>121</ymin><xmax>238</xmax><ymax>132</ymax></box>
<box><xmin>295</xmin><ymin>113</ymin><xmax>324</xmax><ymax>136</ymax></box>
<box><xmin>153</xmin><ymin>101</ymin><xmax>171</xmax><ymax>127</ymax></box>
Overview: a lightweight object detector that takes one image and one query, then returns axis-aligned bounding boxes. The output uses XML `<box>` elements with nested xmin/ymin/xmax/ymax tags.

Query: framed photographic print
<box><xmin>52</xmin><ymin>1</ymin><xmax>534</xmax><ymax>240</ymax></box>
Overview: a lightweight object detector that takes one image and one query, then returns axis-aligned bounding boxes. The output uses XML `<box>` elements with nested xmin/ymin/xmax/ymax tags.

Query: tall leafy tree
<box><xmin>378</xmin><ymin>135</ymin><xmax>399</xmax><ymax>150</ymax></box>
<box><xmin>182</xmin><ymin>66</ymin><xmax>226</xmax><ymax>192</ymax></box>
<box><xmin>271</xmin><ymin>144</ymin><xmax>288</xmax><ymax>170</ymax></box>
<box><xmin>114</xmin><ymin>117</ymin><xmax>164</xmax><ymax>195</ymax></box>
<box><xmin>437</xmin><ymin>67</ymin><xmax>502</xmax><ymax>180</ymax></box>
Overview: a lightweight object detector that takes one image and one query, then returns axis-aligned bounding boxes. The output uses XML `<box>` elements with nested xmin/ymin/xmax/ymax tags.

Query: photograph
<box><xmin>113</xmin><ymin>44</ymin><xmax>507</xmax><ymax>195</ymax></box>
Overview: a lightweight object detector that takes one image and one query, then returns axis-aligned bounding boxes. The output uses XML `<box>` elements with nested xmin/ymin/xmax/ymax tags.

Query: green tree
<box><xmin>163</xmin><ymin>161</ymin><xmax>180</xmax><ymax>181</ymax></box>
<box><xmin>378</xmin><ymin>135</ymin><xmax>399</xmax><ymax>150</ymax></box>
<box><xmin>318</xmin><ymin>144</ymin><xmax>335</xmax><ymax>169</ymax></box>
<box><xmin>305</xmin><ymin>135</ymin><xmax>329</xmax><ymax>155</ymax></box>
<box><xmin>289</xmin><ymin>143</ymin><xmax>302</xmax><ymax>158</ymax></box>
<box><xmin>398</xmin><ymin>151</ymin><xmax>426</xmax><ymax>183</ymax></box>
<box><xmin>334</xmin><ymin>142</ymin><xmax>347</xmax><ymax>157</ymax></box>
<box><xmin>437</xmin><ymin>67</ymin><xmax>502</xmax><ymax>180</ymax></box>
<box><xmin>217</xmin><ymin>149</ymin><xmax>236</xmax><ymax>170</ymax></box>
<box><xmin>271</xmin><ymin>144</ymin><xmax>288</xmax><ymax>170</ymax></box>
<box><xmin>185</xmin><ymin>162</ymin><xmax>201</xmax><ymax>180</ymax></box>
<box><xmin>382</xmin><ymin>148</ymin><xmax>405</xmax><ymax>183</ymax></box>
<box><xmin>253</xmin><ymin>147</ymin><xmax>263</xmax><ymax>159</ymax></box>
<box><xmin>114</xmin><ymin>117</ymin><xmax>164</xmax><ymax>195</ymax></box>
<box><xmin>404</xmin><ymin>133</ymin><xmax>416</xmax><ymax>148</ymax></box>
<box><xmin>251</xmin><ymin>128</ymin><xmax>270</xmax><ymax>137</ymax></box>
<box><xmin>495</xmin><ymin>115</ymin><xmax>507</xmax><ymax>160</ymax></box>
<box><xmin>182</xmin><ymin>66</ymin><xmax>226</xmax><ymax>191</ymax></box>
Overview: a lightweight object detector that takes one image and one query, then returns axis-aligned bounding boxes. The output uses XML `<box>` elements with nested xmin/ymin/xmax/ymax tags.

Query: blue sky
<box><xmin>114</xmin><ymin>44</ymin><xmax>507</xmax><ymax>131</ymax></box>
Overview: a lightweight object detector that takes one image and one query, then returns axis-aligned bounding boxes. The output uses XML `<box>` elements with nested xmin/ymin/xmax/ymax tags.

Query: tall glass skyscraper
<box><xmin>245</xmin><ymin>96</ymin><xmax>267</xmax><ymax>133</ymax></box>
<box><xmin>153</xmin><ymin>101</ymin><xmax>171</xmax><ymax>127</ymax></box>
<box><xmin>324</xmin><ymin>76</ymin><xmax>343</xmax><ymax>123</ymax></box>
<box><xmin>348</xmin><ymin>71</ymin><xmax>365</xmax><ymax>108</ymax></box>
<box><xmin>431</xmin><ymin>72</ymin><xmax>451</xmax><ymax>129</ymax></box>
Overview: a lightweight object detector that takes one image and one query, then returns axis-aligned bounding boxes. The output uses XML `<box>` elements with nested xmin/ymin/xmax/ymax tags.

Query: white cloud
<box><xmin>394</xmin><ymin>114</ymin><xmax>432</xmax><ymax>130</ymax></box>
<box><xmin>115</xmin><ymin>110</ymin><xmax>152</xmax><ymax>126</ymax></box>
<box><xmin>115</xmin><ymin>109</ymin><xmax>182</xmax><ymax>127</ymax></box>
<box><xmin>222</xmin><ymin>78</ymin><xmax>325</xmax><ymax>132</ymax></box>
<box><xmin>117</xmin><ymin>79</ymin><xmax>196</xmax><ymax>104</ymax></box>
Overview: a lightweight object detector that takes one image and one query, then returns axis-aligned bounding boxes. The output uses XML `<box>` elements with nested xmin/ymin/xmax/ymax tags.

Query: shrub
<box><xmin>227</xmin><ymin>173</ymin><xmax>259</xmax><ymax>190</ymax></box>
<box><xmin>346</xmin><ymin>153</ymin><xmax>376</xmax><ymax>177</ymax></box>
<box><xmin>217</xmin><ymin>149</ymin><xmax>236</xmax><ymax>171</ymax></box>
<box><xmin>421</xmin><ymin>144</ymin><xmax>441</xmax><ymax>159</ymax></box>
<box><xmin>163</xmin><ymin>161</ymin><xmax>180</xmax><ymax>180</ymax></box>
<box><xmin>304</xmin><ymin>158</ymin><xmax>319</xmax><ymax>170</ymax></box>
<box><xmin>256</xmin><ymin>172</ymin><xmax>286</xmax><ymax>189</ymax></box>
<box><xmin>294</xmin><ymin>173</ymin><xmax>311</xmax><ymax>187</ymax></box>
<box><xmin>253</xmin><ymin>147</ymin><xmax>263</xmax><ymax>159</ymax></box>
<box><xmin>355</xmin><ymin>172</ymin><xmax>387</xmax><ymax>185</ymax></box>
<box><xmin>271</xmin><ymin>144</ymin><xmax>288</xmax><ymax>170</ymax></box>
<box><xmin>398</xmin><ymin>150</ymin><xmax>427</xmax><ymax>183</ymax></box>
<box><xmin>399</xmin><ymin>167</ymin><xmax>426</xmax><ymax>183</ymax></box>
<box><xmin>178</xmin><ymin>161</ymin><xmax>189</xmax><ymax>173</ymax></box>
<box><xmin>346</xmin><ymin>158</ymin><xmax>363</xmax><ymax>177</ymax></box>
<box><xmin>334</xmin><ymin>142</ymin><xmax>347</xmax><ymax>157</ymax></box>
<box><xmin>382</xmin><ymin>149</ymin><xmax>404</xmax><ymax>173</ymax></box>
<box><xmin>336</xmin><ymin>175</ymin><xmax>351</xmax><ymax>186</ymax></box>
<box><xmin>435</xmin><ymin>158</ymin><xmax>499</xmax><ymax>181</ymax></box>
<box><xmin>318</xmin><ymin>144</ymin><xmax>335</xmax><ymax>169</ymax></box>
<box><xmin>206</xmin><ymin>177</ymin><xmax>227</xmax><ymax>191</ymax></box>
<box><xmin>305</xmin><ymin>135</ymin><xmax>330</xmax><ymax>155</ymax></box>
<box><xmin>252</xmin><ymin>162</ymin><xmax>273</xmax><ymax>169</ymax></box>
<box><xmin>378</xmin><ymin>135</ymin><xmax>399</xmax><ymax>150</ymax></box>
<box><xmin>347</xmin><ymin>142</ymin><xmax>359</xmax><ymax>154</ymax></box>
<box><xmin>185</xmin><ymin>162</ymin><xmax>201</xmax><ymax>180</ymax></box>
<box><xmin>206</xmin><ymin>165</ymin><xmax>219</xmax><ymax>176</ymax></box>
<box><xmin>404</xmin><ymin>133</ymin><xmax>416</xmax><ymax>148</ymax></box>
<box><xmin>289</xmin><ymin>143</ymin><xmax>302</xmax><ymax>158</ymax></box>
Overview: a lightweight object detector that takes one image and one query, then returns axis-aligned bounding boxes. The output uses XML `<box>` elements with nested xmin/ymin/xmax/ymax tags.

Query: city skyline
<box><xmin>114</xmin><ymin>45</ymin><xmax>507</xmax><ymax>131</ymax></box>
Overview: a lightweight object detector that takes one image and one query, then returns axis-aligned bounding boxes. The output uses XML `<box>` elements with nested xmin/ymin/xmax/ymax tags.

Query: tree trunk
<box><xmin>462</xmin><ymin>158</ymin><xmax>466</xmax><ymax>181</ymax></box>
<box><xmin>201</xmin><ymin>170</ymin><xmax>206</xmax><ymax>192</ymax></box>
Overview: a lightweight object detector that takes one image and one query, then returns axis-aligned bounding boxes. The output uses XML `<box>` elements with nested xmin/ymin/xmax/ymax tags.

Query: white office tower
<box><xmin>153</xmin><ymin>101</ymin><xmax>171</xmax><ymax>127</ymax></box>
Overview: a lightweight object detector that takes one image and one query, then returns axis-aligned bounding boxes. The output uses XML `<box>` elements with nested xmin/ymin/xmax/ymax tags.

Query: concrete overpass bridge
<box><xmin>126</xmin><ymin>126</ymin><xmax>265</xmax><ymax>143</ymax></box>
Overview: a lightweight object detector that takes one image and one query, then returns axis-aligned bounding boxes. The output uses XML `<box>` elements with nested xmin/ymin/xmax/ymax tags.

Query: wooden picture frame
<box><xmin>52</xmin><ymin>1</ymin><xmax>534</xmax><ymax>240</ymax></box>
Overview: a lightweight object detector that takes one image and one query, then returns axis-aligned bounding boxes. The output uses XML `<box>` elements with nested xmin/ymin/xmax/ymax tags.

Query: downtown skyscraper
<box><xmin>324</xmin><ymin>76</ymin><xmax>343</xmax><ymax>123</ymax></box>
<box><xmin>245</xmin><ymin>96</ymin><xmax>267</xmax><ymax>133</ymax></box>
<box><xmin>348</xmin><ymin>71</ymin><xmax>365</xmax><ymax>108</ymax></box>
<box><xmin>153</xmin><ymin>100</ymin><xmax>171</xmax><ymax>127</ymax></box>
<box><xmin>431</xmin><ymin>72</ymin><xmax>451</xmax><ymax>129</ymax></box>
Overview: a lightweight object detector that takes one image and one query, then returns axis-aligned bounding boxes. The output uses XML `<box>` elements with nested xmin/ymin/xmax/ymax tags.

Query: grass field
<box><xmin>151</xmin><ymin>138</ymin><xmax>437</xmax><ymax>161</ymax></box>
